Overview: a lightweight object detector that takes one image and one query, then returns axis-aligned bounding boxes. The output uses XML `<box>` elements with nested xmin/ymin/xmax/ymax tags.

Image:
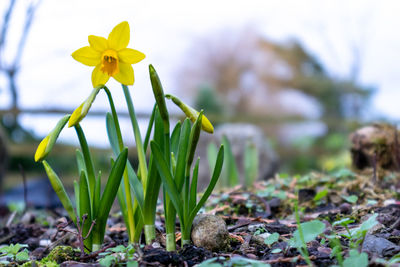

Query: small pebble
<box><xmin>245</xmin><ymin>253</ymin><xmax>258</xmax><ymax>259</ymax></box>
<box><xmin>247</xmin><ymin>223</ymin><xmax>265</xmax><ymax>233</ymax></box>
<box><xmin>39</xmin><ymin>239</ymin><xmax>52</xmax><ymax>247</ymax></box>
<box><xmin>191</xmin><ymin>214</ymin><xmax>229</xmax><ymax>252</ymax></box>
<box><xmin>339</xmin><ymin>203</ymin><xmax>352</xmax><ymax>214</ymax></box>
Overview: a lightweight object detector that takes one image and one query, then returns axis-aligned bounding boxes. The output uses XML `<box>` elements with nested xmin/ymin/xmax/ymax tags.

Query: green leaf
<box><xmin>79</xmin><ymin>171</ymin><xmax>93</xmax><ymax>251</ymax></box>
<box><xmin>96</xmin><ymin>148</ymin><xmax>128</xmax><ymax>242</ymax></box>
<box><xmin>79</xmin><ymin>171</ymin><xmax>91</xmax><ymax>220</ymax></box>
<box><xmin>175</xmin><ymin>119</ymin><xmax>191</xmax><ymax>190</ymax></box>
<box><xmin>73</xmin><ymin>180</ymin><xmax>80</xmax><ymax>217</ymax></box>
<box><xmin>290</xmin><ymin>220</ymin><xmax>326</xmax><ymax>248</ymax></box>
<box><xmin>189</xmin><ymin>158</ymin><xmax>200</xmax><ymax>211</ymax></box>
<box><xmin>106</xmin><ymin>113</ymin><xmax>120</xmax><ymax>156</ymax></box>
<box><xmin>332</xmin><ymin>218</ymin><xmax>354</xmax><ymax>227</ymax></box>
<box><xmin>149</xmin><ymin>64</ymin><xmax>169</xmax><ymax>128</ymax></box>
<box><xmin>264</xmin><ymin>232</ymin><xmax>280</xmax><ymax>246</ymax></box>
<box><xmin>43</xmin><ymin>161</ymin><xmax>76</xmax><ymax>224</ymax></box>
<box><xmin>76</xmin><ymin>149</ymin><xmax>87</xmax><ymax>178</ymax></box>
<box><xmin>271</xmin><ymin>248</ymin><xmax>282</xmax><ymax>254</ymax></box>
<box><xmin>150</xmin><ymin>141</ymin><xmax>183</xmax><ymax>221</ymax></box>
<box><xmin>244</xmin><ymin>141</ymin><xmax>258</xmax><ymax>188</ymax></box>
<box><xmin>187</xmin><ymin>145</ymin><xmax>224</xmax><ymax>230</ymax></box>
<box><xmin>342</xmin><ymin>250</ymin><xmax>368</xmax><ymax>267</ymax></box>
<box><xmin>170</xmin><ymin>121</ymin><xmax>182</xmax><ymax>154</ymax></box>
<box><xmin>351</xmin><ymin>213</ymin><xmax>378</xmax><ymax>237</ymax></box>
<box><xmin>207</xmin><ymin>142</ymin><xmax>218</xmax><ymax>178</ymax></box>
<box><xmin>143</xmin><ymin>104</ymin><xmax>157</xmax><ymax>153</ymax></box>
<box><xmin>343</xmin><ymin>195</ymin><xmax>358</xmax><ymax>204</ymax></box>
<box><xmin>222</xmin><ymin>136</ymin><xmax>239</xmax><ymax>186</ymax></box>
<box><xmin>107</xmin><ymin>112</ymin><xmax>145</xmax><ymax>212</ymax></box>
<box><xmin>186</xmin><ymin>113</ymin><xmax>202</xmax><ymax>169</ymax></box>
<box><xmin>313</xmin><ymin>189</ymin><xmax>328</xmax><ymax>202</ymax></box>
<box><xmin>16</xmin><ymin>250</ymin><xmax>29</xmax><ymax>261</ymax></box>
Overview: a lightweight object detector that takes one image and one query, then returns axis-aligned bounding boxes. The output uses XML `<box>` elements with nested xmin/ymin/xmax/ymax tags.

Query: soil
<box><xmin>1</xmin><ymin>167</ymin><xmax>400</xmax><ymax>266</ymax></box>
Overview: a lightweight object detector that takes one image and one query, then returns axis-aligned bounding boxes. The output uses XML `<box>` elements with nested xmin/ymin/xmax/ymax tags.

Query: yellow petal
<box><xmin>88</xmin><ymin>35</ymin><xmax>108</xmax><ymax>52</ymax></box>
<box><xmin>35</xmin><ymin>136</ymin><xmax>50</xmax><ymax>162</ymax></box>
<box><xmin>108</xmin><ymin>21</ymin><xmax>130</xmax><ymax>51</ymax></box>
<box><xmin>71</xmin><ymin>46</ymin><xmax>101</xmax><ymax>66</ymax></box>
<box><xmin>113</xmin><ymin>62</ymin><xmax>134</xmax><ymax>85</ymax></box>
<box><xmin>118</xmin><ymin>48</ymin><xmax>145</xmax><ymax>64</ymax></box>
<box><xmin>92</xmin><ymin>65</ymin><xmax>110</xmax><ymax>87</ymax></box>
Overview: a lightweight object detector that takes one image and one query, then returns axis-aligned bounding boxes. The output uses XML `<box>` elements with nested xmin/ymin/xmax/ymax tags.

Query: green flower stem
<box><xmin>122</xmin><ymin>84</ymin><xmax>148</xmax><ymax>188</ymax></box>
<box><xmin>74</xmin><ymin>124</ymin><xmax>95</xmax><ymax>211</ymax></box>
<box><xmin>103</xmin><ymin>86</ymin><xmax>135</xmax><ymax>243</ymax></box>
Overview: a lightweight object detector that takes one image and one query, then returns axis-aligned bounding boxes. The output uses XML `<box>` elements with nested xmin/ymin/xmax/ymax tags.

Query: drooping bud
<box><xmin>68</xmin><ymin>86</ymin><xmax>101</xmax><ymax>127</ymax></box>
<box><xmin>165</xmin><ymin>94</ymin><xmax>214</xmax><ymax>134</ymax></box>
<box><xmin>35</xmin><ymin>114</ymin><xmax>71</xmax><ymax>162</ymax></box>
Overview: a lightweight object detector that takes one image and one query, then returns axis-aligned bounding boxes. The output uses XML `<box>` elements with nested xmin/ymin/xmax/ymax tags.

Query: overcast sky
<box><xmin>1</xmin><ymin>0</ymin><xmax>399</xmax><ymax>146</ymax></box>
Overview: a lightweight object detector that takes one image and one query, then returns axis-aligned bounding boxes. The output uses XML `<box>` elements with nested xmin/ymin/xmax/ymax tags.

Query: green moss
<box><xmin>45</xmin><ymin>246</ymin><xmax>77</xmax><ymax>264</ymax></box>
<box><xmin>21</xmin><ymin>260</ymin><xmax>59</xmax><ymax>267</ymax></box>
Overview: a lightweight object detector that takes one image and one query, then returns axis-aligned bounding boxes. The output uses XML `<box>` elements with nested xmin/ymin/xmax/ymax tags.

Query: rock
<box><xmin>191</xmin><ymin>214</ymin><xmax>229</xmax><ymax>251</ymax></box>
<box><xmin>362</xmin><ymin>234</ymin><xmax>400</xmax><ymax>257</ymax></box>
<box><xmin>196</xmin><ymin>123</ymin><xmax>278</xmax><ymax>189</ymax></box>
<box><xmin>350</xmin><ymin>124</ymin><xmax>400</xmax><ymax>170</ymax></box>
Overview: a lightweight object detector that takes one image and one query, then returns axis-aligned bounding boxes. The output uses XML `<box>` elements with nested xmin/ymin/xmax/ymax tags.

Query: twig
<box><xmin>6</xmin><ymin>210</ymin><xmax>16</xmax><ymax>227</ymax></box>
<box><xmin>264</xmin><ymin>255</ymin><xmax>317</xmax><ymax>264</ymax></box>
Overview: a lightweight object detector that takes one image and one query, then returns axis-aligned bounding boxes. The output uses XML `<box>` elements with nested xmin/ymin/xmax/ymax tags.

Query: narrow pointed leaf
<box><xmin>189</xmin><ymin>158</ymin><xmax>200</xmax><ymax>211</ymax></box>
<box><xmin>150</xmin><ymin>141</ymin><xmax>183</xmax><ymax>220</ymax></box>
<box><xmin>189</xmin><ymin>145</ymin><xmax>224</xmax><ymax>225</ymax></box>
<box><xmin>96</xmin><ymin>148</ymin><xmax>128</xmax><ymax>241</ymax></box>
<box><xmin>43</xmin><ymin>161</ymin><xmax>76</xmax><ymax>224</ymax></box>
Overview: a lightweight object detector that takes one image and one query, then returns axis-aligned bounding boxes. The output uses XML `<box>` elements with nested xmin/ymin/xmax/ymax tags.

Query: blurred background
<box><xmin>0</xmin><ymin>0</ymin><xmax>399</xmax><ymax>198</ymax></box>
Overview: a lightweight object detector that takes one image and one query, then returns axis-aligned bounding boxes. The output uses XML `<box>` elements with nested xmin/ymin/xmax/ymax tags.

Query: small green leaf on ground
<box><xmin>290</xmin><ymin>220</ymin><xmax>326</xmax><ymax>248</ymax></box>
<box><xmin>343</xmin><ymin>195</ymin><xmax>358</xmax><ymax>204</ymax></box>
<box><xmin>264</xmin><ymin>232</ymin><xmax>280</xmax><ymax>246</ymax></box>
<box><xmin>343</xmin><ymin>250</ymin><xmax>368</xmax><ymax>267</ymax></box>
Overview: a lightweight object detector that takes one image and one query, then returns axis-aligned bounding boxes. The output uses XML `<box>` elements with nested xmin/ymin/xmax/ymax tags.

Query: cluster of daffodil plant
<box><xmin>35</xmin><ymin>21</ymin><xmax>224</xmax><ymax>253</ymax></box>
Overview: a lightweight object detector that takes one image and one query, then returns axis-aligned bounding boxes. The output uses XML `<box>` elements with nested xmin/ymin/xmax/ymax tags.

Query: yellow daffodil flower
<box><xmin>165</xmin><ymin>94</ymin><xmax>214</xmax><ymax>134</ymax></box>
<box><xmin>72</xmin><ymin>21</ymin><xmax>145</xmax><ymax>87</ymax></box>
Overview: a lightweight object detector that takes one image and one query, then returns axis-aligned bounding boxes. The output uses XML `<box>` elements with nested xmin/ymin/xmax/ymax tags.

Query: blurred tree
<box><xmin>176</xmin><ymin>29</ymin><xmax>373</xmax><ymax>173</ymax></box>
<box><xmin>176</xmin><ymin>29</ymin><xmax>373</xmax><ymax>134</ymax></box>
<box><xmin>0</xmin><ymin>0</ymin><xmax>41</xmax><ymax>142</ymax></box>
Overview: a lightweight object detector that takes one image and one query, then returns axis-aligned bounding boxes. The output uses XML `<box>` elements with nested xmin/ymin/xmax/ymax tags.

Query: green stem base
<box><xmin>181</xmin><ymin>239</ymin><xmax>191</xmax><ymax>247</ymax></box>
<box><xmin>166</xmin><ymin>233</ymin><xmax>176</xmax><ymax>251</ymax></box>
<box><xmin>92</xmin><ymin>243</ymin><xmax>101</xmax><ymax>252</ymax></box>
<box><xmin>144</xmin><ymin>224</ymin><xmax>156</xmax><ymax>245</ymax></box>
